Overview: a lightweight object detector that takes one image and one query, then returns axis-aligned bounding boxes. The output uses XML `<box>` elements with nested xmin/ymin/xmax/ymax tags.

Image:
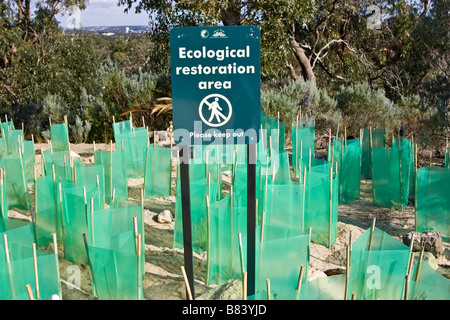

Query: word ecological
<box><xmin>175</xmin><ymin>45</ymin><xmax>256</xmax><ymax>90</ymax></box>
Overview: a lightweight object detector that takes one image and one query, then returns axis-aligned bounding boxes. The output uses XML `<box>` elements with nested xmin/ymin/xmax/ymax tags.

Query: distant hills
<box><xmin>65</xmin><ymin>25</ymin><xmax>150</xmax><ymax>36</ymax></box>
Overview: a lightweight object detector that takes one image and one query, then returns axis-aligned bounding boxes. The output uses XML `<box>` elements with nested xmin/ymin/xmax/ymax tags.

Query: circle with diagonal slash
<box><xmin>199</xmin><ymin>94</ymin><xmax>233</xmax><ymax>127</ymax></box>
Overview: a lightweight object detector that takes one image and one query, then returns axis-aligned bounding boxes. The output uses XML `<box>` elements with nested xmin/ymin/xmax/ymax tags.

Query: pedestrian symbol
<box><xmin>199</xmin><ymin>94</ymin><xmax>232</xmax><ymax>127</ymax></box>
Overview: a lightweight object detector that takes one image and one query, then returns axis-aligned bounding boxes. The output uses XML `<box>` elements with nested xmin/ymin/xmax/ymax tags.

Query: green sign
<box><xmin>170</xmin><ymin>26</ymin><xmax>261</xmax><ymax>145</ymax></box>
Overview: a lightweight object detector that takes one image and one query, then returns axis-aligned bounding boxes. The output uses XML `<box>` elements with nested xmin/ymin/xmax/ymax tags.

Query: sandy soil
<box><xmin>8</xmin><ymin>142</ymin><xmax>450</xmax><ymax>300</ymax></box>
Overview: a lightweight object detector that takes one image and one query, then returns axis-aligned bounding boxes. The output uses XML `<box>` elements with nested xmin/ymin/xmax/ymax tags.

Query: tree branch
<box><xmin>316</xmin><ymin>58</ymin><xmax>345</xmax><ymax>81</ymax></box>
<box><xmin>310</xmin><ymin>0</ymin><xmax>339</xmax><ymax>60</ymax></box>
<box><xmin>0</xmin><ymin>82</ymin><xmax>17</xmax><ymax>98</ymax></box>
<box><xmin>286</xmin><ymin>63</ymin><xmax>300</xmax><ymax>80</ymax></box>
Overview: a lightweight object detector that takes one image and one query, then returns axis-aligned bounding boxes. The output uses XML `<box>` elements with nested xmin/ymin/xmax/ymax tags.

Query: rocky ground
<box><xmin>8</xmin><ymin>142</ymin><xmax>450</xmax><ymax>300</ymax></box>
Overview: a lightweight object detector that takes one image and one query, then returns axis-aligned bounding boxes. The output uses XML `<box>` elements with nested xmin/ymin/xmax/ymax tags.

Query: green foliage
<box><xmin>41</xmin><ymin>93</ymin><xmax>91</xmax><ymax>143</ymax></box>
<box><xmin>0</xmin><ymin>28</ymin><xmax>100</xmax><ymax>109</ymax></box>
<box><xmin>261</xmin><ymin>88</ymin><xmax>298</xmax><ymax>122</ymax></box>
<box><xmin>43</xmin><ymin>94</ymin><xmax>68</xmax><ymax>124</ymax></box>
<box><xmin>118</xmin><ymin>0</ymin><xmax>315</xmax><ymax>79</ymax></box>
<box><xmin>69</xmin><ymin>115</ymin><xmax>91</xmax><ymax>144</ymax></box>
<box><xmin>0</xmin><ymin>0</ymin><xmax>447</xmax><ymax>149</ymax></box>
<box><xmin>334</xmin><ymin>82</ymin><xmax>401</xmax><ymax>136</ymax></box>
<box><xmin>109</xmin><ymin>35</ymin><xmax>154</xmax><ymax>74</ymax></box>
<box><xmin>261</xmin><ymin>79</ymin><xmax>339</xmax><ymax>133</ymax></box>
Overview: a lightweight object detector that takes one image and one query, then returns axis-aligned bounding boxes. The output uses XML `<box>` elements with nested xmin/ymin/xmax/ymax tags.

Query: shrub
<box><xmin>261</xmin><ymin>79</ymin><xmax>340</xmax><ymax>136</ymax></box>
<box><xmin>334</xmin><ymin>82</ymin><xmax>402</xmax><ymax>137</ymax></box>
<box><xmin>41</xmin><ymin>93</ymin><xmax>92</xmax><ymax>144</ymax></box>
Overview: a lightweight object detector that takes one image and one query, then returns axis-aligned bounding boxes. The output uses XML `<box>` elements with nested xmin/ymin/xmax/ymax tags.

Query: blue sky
<box><xmin>56</xmin><ymin>0</ymin><xmax>150</xmax><ymax>27</ymax></box>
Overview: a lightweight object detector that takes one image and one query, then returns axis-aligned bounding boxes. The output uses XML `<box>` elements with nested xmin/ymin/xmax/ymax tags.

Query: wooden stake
<box><xmin>58</xmin><ymin>183</ymin><xmax>65</xmax><ymax>241</ymax></box>
<box><xmin>73</xmin><ymin>165</ymin><xmax>76</xmax><ymax>184</ymax></box>
<box><xmin>429</xmin><ymin>151</ymin><xmax>432</xmax><ymax>169</ymax></box>
<box><xmin>414</xmin><ymin>241</ymin><xmax>426</xmax><ymax>282</ymax></box>
<box><xmin>300</xmin><ymin>140</ymin><xmax>303</xmax><ymax>162</ymax></box>
<box><xmin>216</xmin><ymin>145</ymin><xmax>221</xmax><ymax>200</ymax></box>
<box><xmin>368</xmin><ymin>218</ymin><xmax>376</xmax><ymax>251</ymax></box>
<box><xmin>90</xmin><ymin>198</ymin><xmax>94</xmax><ymax>243</ymax></box>
<box><xmin>344</xmin><ymin>127</ymin><xmax>347</xmax><ymax>145</ymax></box>
<box><xmin>3</xmin><ymin>234</ymin><xmax>10</xmax><ymax>263</ymax></box>
<box><xmin>302</xmin><ymin>167</ymin><xmax>307</xmax><ymax>233</ymax></box>
<box><xmin>181</xmin><ymin>266</ymin><xmax>193</xmax><ymax>300</ymax></box>
<box><xmin>351</xmin><ymin>293</ymin><xmax>356</xmax><ymax>300</ymax></box>
<box><xmin>18</xmin><ymin>146</ymin><xmax>27</xmax><ymax>195</ymax></box>
<box><xmin>136</xmin><ymin>232</ymin><xmax>142</xmax><ymax>299</ymax></box>
<box><xmin>398</xmin><ymin>130</ymin><xmax>403</xmax><ymax>209</ymax></box>
<box><xmin>49</xmin><ymin>139</ymin><xmax>53</xmax><ymax>155</ymax></box>
<box><xmin>243</xmin><ymin>271</ymin><xmax>248</xmax><ymax>300</ymax></box>
<box><xmin>260</xmin><ymin>210</ymin><xmax>266</xmax><ymax>243</ymax></box>
<box><xmin>1</xmin><ymin>169</ymin><xmax>5</xmax><ymax>219</ymax></box>
<box><xmin>52</xmin><ymin>233</ymin><xmax>62</xmax><ymax>299</ymax></box>
<box><xmin>83</xmin><ymin>187</ymin><xmax>87</xmax><ymax>217</ymax></box>
<box><xmin>112</xmin><ymin>187</ymin><xmax>116</xmax><ymax>208</ymax></box>
<box><xmin>26</xmin><ymin>284</ymin><xmax>34</xmax><ymax>300</ymax></box>
<box><xmin>308</xmin><ymin>148</ymin><xmax>311</xmax><ymax>170</ymax></box>
<box><xmin>271</xmin><ymin>160</ymin><xmax>276</xmax><ymax>182</ymax></box>
<box><xmin>140</xmin><ymin>186</ymin><xmax>144</xmax><ymax>212</ymax></box>
<box><xmin>238</xmin><ymin>232</ymin><xmax>245</xmax><ymax>277</ymax></box>
<box><xmin>266</xmin><ymin>278</ymin><xmax>271</xmax><ymax>300</ymax></box>
<box><xmin>205</xmin><ymin>150</ymin><xmax>209</xmax><ymax>178</ymax></box>
<box><xmin>269</xmin><ymin>136</ymin><xmax>272</xmax><ymax>157</ymax></box>
<box><xmin>32</xmin><ymin>243</ymin><xmax>40</xmax><ymax>300</ymax></box>
<box><xmin>296</xmin><ymin>265</ymin><xmax>305</xmax><ymax>296</ymax></box>
<box><xmin>404</xmin><ymin>233</ymin><xmax>415</xmax><ymax>300</ymax></box>
<box><xmin>136</xmin><ymin>232</ymin><xmax>142</xmax><ymax>256</ymax></box>
<box><xmin>329</xmin><ymin>166</ymin><xmax>333</xmax><ymax>248</ymax></box>
<box><xmin>404</xmin><ymin>273</ymin><xmax>411</xmax><ymax>300</ymax></box>
<box><xmin>345</xmin><ymin>231</ymin><xmax>352</xmax><ymax>300</ymax></box>
<box><xmin>205</xmin><ymin>195</ymin><xmax>211</xmax><ymax>285</ymax></box>
<box><xmin>328</xmin><ymin>129</ymin><xmax>332</xmax><ymax>161</ymax></box>
<box><xmin>360</xmin><ymin>129</ymin><xmax>363</xmax><ymax>147</ymax></box>
<box><xmin>4</xmin><ymin>233</ymin><xmax>15</xmax><ymax>298</ymax></box>
<box><xmin>415</xmin><ymin>143</ymin><xmax>418</xmax><ymax>172</ymax></box>
<box><xmin>414</xmin><ymin>143</ymin><xmax>418</xmax><ymax>231</ymax></box>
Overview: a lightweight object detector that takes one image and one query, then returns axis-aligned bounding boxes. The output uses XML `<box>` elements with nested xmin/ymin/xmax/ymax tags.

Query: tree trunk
<box><xmin>220</xmin><ymin>0</ymin><xmax>241</xmax><ymax>26</ymax></box>
<box><xmin>16</xmin><ymin>0</ymin><xmax>23</xmax><ymax>25</ymax></box>
<box><xmin>291</xmin><ymin>37</ymin><xmax>316</xmax><ymax>85</ymax></box>
<box><xmin>24</xmin><ymin>0</ymin><xmax>31</xmax><ymax>27</ymax></box>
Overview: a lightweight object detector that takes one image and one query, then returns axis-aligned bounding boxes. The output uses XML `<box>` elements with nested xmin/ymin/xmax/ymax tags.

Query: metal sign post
<box><xmin>247</xmin><ymin>143</ymin><xmax>256</xmax><ymax>296</ymax></box>
<box><xmin>178</xmin><ymin>145</ymin><xmax>195</xmax><ymax>298</ymax></box>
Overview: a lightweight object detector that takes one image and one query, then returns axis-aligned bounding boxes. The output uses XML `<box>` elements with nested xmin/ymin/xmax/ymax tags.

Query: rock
<box><xmin>308</xmin><ymin>269</ymin><xmax>327</xmax><ymax>282</ymax></box>
<box><xmin>70</xmin><ymin>150</ymin><xmax>80</xmax><ymax>158</ymax></box>
<box><xmin>324</xmin><ymin>268</ymin><xmax>346</xmax><ymax>276</ymax></box>
<box><xmin>413</xmin><ymin>252</ymin><xmax>439</xmax><ymax>270</ymax></box>
<box><xmin>156</xmin><ymin>131</ymin><xmax>169</xmax><ymax>142</ymax></box>
<box><xmin>196</xmin><ymin>279</ymin><xmax>243</xmax><ymax>300</ymax></box>
<box><xmin>157</xmin><ymin>210</ymin><xmax>173</xmax><ymax>224</ymax></box>
<box><xmin>315</xmin><ymin>151</ymin><xmax>328</xmax><ymax>160</ymax></box>
<box><xmin>402</xmin><ymin>231</ymin><xmax>444</xmax><ymax>258</ymax></box>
